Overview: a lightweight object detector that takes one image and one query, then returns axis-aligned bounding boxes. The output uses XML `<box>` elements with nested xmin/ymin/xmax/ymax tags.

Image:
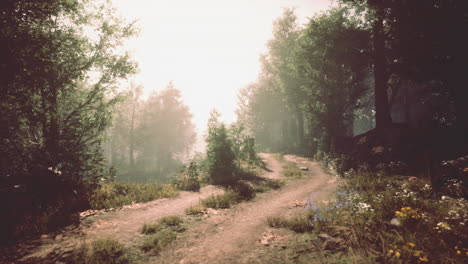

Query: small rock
<box><xmin>300</xmin><ymin>167</ymin><xmax>309</xmax><ymax>171</ymax></box>
<box><xmin>390</xmin><ymin>218</ymin><xmax>402</xmax><ymax>227</ymax></box>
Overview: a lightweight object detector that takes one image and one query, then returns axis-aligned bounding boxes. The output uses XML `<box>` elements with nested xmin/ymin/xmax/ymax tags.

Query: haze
<box><xmin>113</xmin><ymin>0</ymin><xmax>332</xmax><ymax>132</ymax></box>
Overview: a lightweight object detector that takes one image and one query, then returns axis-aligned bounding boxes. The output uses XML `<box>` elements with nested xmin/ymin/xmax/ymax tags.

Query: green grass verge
<box><xmin>268</xmin><ymin>170</ymin><xmax>468</xmax><ymax>263</ymax></box>
<box><xmin>282</xmin><ymin>162</ymin><xmax>303</xmax><ymax>179</ymax></box>
<box><xmin>89</xmin><ymin>182</ymin><xmax>179</xmax><ymax>210</ymax></box>
<box><xmin>139</xmin><ymin>215</ymin><xmax>186</xmax><ymax>254</ymax></box>
<box><xmin>71</xmin><ymin>239</ymin><xmax>139</xmax><ymax>264</ymax></box>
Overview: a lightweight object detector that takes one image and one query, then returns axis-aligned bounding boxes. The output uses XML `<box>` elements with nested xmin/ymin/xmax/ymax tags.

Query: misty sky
<box><xmin>113</xmin><ymin>0</ymin><xmax>333</xmax><ymax>132</ymax></box>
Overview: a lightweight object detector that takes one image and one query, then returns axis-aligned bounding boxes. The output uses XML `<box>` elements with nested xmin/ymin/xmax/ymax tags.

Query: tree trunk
<box><xmin>43</xmin><ymin>88</ymin><xmax>60</xmax><ymax>166</ymax></box>
<box><xmin>129</xmin><ymin>95</ymin><xmax>136</xmax><ymax>173</ymax></box>
<box><xmin>296</xmin><ymin>111</ymin><xmax>304</xmax><ymax>152</ymax></box>
<box><xmin>372</xmin><ymin>10</ymin><xmax>392</xmax><ymax>136</ymax></box>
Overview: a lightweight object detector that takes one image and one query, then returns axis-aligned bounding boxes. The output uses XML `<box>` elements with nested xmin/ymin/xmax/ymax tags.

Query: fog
<box><xmin>112</xmin><ymin>0</ymin><xmax>333</xmax><ymax>133</ymax></box>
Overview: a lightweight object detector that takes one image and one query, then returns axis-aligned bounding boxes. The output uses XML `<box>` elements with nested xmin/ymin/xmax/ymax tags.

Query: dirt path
<box><xmin>151</xmin><ymin>154</ymin><xmax>338</xmax><ymax>264</ymax></box>
<box><xmin>10</xmin><ymin>186</ymin><xmax>223</xmax><ymax>263</ymax></box>
<box><xmin>5</xmin><ymin>154</ymin><xmax>337</xmax><ymax>264</ymax></box>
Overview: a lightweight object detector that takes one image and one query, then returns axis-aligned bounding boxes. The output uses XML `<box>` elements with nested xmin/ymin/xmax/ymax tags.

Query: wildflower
<box><xmin>395</xmin><ymin>251</ymin><xmax>401</xmax><ymax>257</ymax></box>
<box><xmin>419</xmin><ymin>256</ymin><xmax>429</xmax><ymax>262</ymax></box>
<box><xmin>388</xmin><ymin>249</ymin><xmax>394</xmax><ymax>254</ymax></box>
<box><xmin>436</xmin><ymin>222</ymin><xmax>451</xmax><ymax>231</ymax></box>
<box><xmin>413</xmin><ymin>250</ymin><xmax>422</xmax><ymax>257</ymax></box>
<box><xmin>407</xmin><ymin>242</ymin><xmax>416</xmax><ymax>248</ymax></box>
<box><xmin>456</xmin><ymin>250</ymin><xmax>461</xmax><ymax>254</ymax></box>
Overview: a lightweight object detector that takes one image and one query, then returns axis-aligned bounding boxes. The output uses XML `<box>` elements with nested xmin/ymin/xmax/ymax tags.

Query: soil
<box><xmin>150</xmin><ymin>154</ymin><xmax>338</xmax><ymax>264</ymax></box>
<box><xmin>2</xmin><ymin>153</ymin><xmax>338</xmax><ymax>264</ymax></box>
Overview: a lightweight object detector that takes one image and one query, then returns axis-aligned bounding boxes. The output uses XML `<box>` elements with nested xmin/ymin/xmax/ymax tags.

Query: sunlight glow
<box><xmin>112</xmin><ymin>0</ymin><xmax>332</xmax><ymax>131</ymax></box>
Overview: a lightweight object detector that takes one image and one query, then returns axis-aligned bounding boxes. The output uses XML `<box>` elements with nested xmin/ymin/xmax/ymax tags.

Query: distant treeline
<box><xmin>237</xmin><ymin>1</ymin><xmax>468</xmax><ymax>173</ymax></box>
<box><xmin>106</xmin><ymin>82</ymin><xmax>196</xmax><ymax>183</ymax></box>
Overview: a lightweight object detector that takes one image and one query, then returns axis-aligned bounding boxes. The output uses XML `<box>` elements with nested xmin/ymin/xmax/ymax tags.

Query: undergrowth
<box><xmin>139</xmin><ymin>215</ymin><xmax>186</xmax><ymax>254</ymax></box>
<box><xmin>268</xmin><ymin>170</ymin><xmax>468</xmax><ymax>263</ymax></box>
<box><xmin>89</xmin><ymin>182</ymin><xmax>179</xmax><ymax>210</ymax></box>
<box><xmin>71</xmin><ymin>239</ymin><xmax>139</xmax><ymax>264</ymax></box>
<box><xmin>282</xmin><ymin>162</ymin><xmax>303</xmax><ymax>179</ymax></box>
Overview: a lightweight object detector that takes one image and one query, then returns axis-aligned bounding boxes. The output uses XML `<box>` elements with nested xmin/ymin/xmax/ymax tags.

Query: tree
<box><xmin>205</xmin><ymin>110</ymin><xmax>237</xmax><ymax>185</ymax></box>
<box><xmin>293</xmin><ymin>8</ymin><xmax>371</xmax><ymax>152</ymax></box>
<box><xmin>134</xmin><ymin>83</ymin><xmax>196</xmax><ymax>180</ymax></box>
<box><xmin>0</xmin><ymin>0</ymin><xmax>138</xmax><ymax>241</ymax></box>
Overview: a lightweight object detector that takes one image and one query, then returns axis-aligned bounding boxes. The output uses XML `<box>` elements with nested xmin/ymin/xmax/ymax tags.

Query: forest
<box><xmin>1</xmin><ymin>0</ymin><xmax>467</xmax><ymax>263</ymax></box>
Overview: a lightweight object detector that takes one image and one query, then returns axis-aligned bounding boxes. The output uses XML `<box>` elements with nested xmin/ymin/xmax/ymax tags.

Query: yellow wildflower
<box><xmin>414</xmin><ymin>250</ymin><xmax>422</xmax><ymax>257</ymax></box>
<box><xmin>388</xmin><ymin>249</ymin><xmax>394</xmax><ymax>254</ymax></box>
<box><xmin>419</xmin><ymin>257</ymin><xmax>429</xmax><ymax>262</ymax></box>
<box><xmin>456</xmin><ymin>250</ymin><xmax>461</xmax><ymax>254</ymax></box>
<box><xmin>395</xmin><ymin>251</ymin><xmax>401</xmax><ymax>257</ymax></box>
<box><xmin>407</xmin><ymin>242</ymin><xmax>416</xmax><ymax>248</ymax></box>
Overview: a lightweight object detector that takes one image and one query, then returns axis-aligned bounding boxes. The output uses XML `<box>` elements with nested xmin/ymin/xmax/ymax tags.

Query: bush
<box><xmin>172</xmin><ymin>161</ymin><xmax>201</xmax><ymax>192</ymax></box>
<box><xmin>205</xmin><ymin>111</ymin><xmax>238</xmax><ymax>185</ymax></box>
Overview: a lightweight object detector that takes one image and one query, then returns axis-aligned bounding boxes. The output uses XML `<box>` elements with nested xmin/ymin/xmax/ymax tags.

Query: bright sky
<box><xmin>113</xmin><ymin>0</ymin><xmax>333</xmax><ymax>132</ymax></box>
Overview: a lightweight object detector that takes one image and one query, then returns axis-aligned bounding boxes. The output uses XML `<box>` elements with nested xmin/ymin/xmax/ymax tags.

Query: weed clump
<box><xmin>282</xmin><ymin>162</ymin><xmax>303</xmax><ymax>179</ymax></box>
<box><xmin>89</xmin><ymin>183</ymin><xmax>178</xmax><ymax>210</ymax></box>
<box><xmin>71</xmin><ymin>239</ymin><xmax>134</xmax><ymax>264</ymax></box>
<box><xmin>139</xmin><ymin>215</ymin><xmax>186</xmax><ymax>254</ymax></box>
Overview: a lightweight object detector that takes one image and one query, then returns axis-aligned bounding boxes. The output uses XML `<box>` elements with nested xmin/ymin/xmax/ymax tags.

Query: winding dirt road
<box><xmin>4</xmin><ymin>153</ymin><xmax>337</xmax><ymax>264</ymax></box>
<box><xmin>151</xmin><ymin>154</ymin><xmax>338</xmax><ymax>264</ymax></box>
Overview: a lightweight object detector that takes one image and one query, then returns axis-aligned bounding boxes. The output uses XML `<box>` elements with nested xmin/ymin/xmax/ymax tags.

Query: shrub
<box><xmin>172</xmin><ymin>161</ymin><xmax>201</xmax><ymax>192</ymax></box>
<box><xmin>205</xmin><ymin>111</ymin><xmax>238</xmax><ymax>185</ymax></box>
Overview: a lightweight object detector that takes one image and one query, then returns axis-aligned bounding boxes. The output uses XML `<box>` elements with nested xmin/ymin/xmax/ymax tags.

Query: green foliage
<box><xmin>205</xmin><ymin>110</ymin><xmax>238</xmax><ymax>185</ymax></box>
<box><xmin>282</xmin><ymin>162</ymin><xmax>303</xmax><ymax>179</ymax></box>
<box><xmin>283</xmin><ymin>171</ymin><xmax>468</xmax><ymax>263</ymax></box>
<box><xmin>140</xmin><ymin>223</ymin><xmax>162</xmax><ymax>235</ymax></box>
<box><xmin>0</xmin><ymin>0</ymin><xmax>138</xmax><ymax>240</ymax></box>
<box><xmin>185</xmin><ymin>205</ymin><xmax>206</xmax><ymax>215</ymax></box>
<box><xmin>139</xmin><ymin>215</ymin><xmax>185</xmax><ymax>254</ymax></box>
<box><xmin>158</xmin><ymin>216</ymin><xmax>184</xmax><ymax>227</ymax></box>
<box><xmin>140</xmin><ymin>230</ymin><xmax>177</xmax><ymax>253</ymax></box>
<box><xmin>200</xmin><ymin>191</ymin><xmax>238</xmax><ymax>209</ymax></box>
<box><xmin>71</xmin><ymin>239</ymin><xmax>134</xmax><ymax>264</ymax></box>
<box><xmin>89</xmin><ymin>182</ymin><xmax>178</xmax><ymax>210</ymax></box>
<box><xmin>172</xmin><ymin>161</ymin><xmax>201</xmax><ymax>191</ymax></box>
<box><xmin>267</xmin><ymin>215</ymin><xmax>313</xmax><ymax>233</ymax></box>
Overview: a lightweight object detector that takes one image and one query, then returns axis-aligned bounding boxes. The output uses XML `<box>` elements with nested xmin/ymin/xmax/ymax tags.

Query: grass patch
<box><xmin>140</xmin><ymin>230</ymin><xmax>177</xmax><ymax>253</ymax></box>
<box><xmin>267</xmin><ymin>215</ymin><xmax>313</xmax><ymax>233</ymax></box>
<box><xmin>139</xmin><ymin>215</ymin><xmax>186</xmax><ymax>254</ymax></box>
<box><xmin>200</xmin><ymin>191</ymin><xmax>238</xmax><ymax>209</ymax></box>
<box><xmin>185</xmin><ymin>204</ymin><xmax>206</xmax><ymax>215</ymax></box>
<box><xmin>159</xmin><ymin>215</ymin><xmax>183</xmax><ymax>226</ymax></box>
<box><xmin>71</xmin><ymin>239</ymin><xmax>137</xmax><ymax>264</ymax></box>
<box><xmin>251</xmin><ymin>179</ymin><xmax>284</xmax><ymax>193</ymax></box>
<box><xmin>282</xmin><ymin>162</ymin><xmax>303</xmax><ymax>179</ymax></box>
<box><xmin>89</xmin><ymin>182</ymin><xmax>179</xmax><ymax>210</ymax></box>
<box><xmin>279</xmin><ymin>169</ymin><xmax>468</xmax><ymax>263</ymax></box>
